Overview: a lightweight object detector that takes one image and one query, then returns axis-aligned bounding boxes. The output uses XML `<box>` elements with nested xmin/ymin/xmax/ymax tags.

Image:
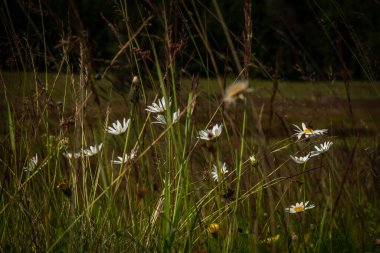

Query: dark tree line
<box><xmin>1</xmin><ymin>0</ymin><xmax>380</xmax><ymax>80</ymax></box>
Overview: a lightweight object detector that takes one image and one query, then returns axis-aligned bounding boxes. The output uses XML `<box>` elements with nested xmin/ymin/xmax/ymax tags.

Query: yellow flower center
<box><xmin>261</xmin><ymin>234</ymin><xmax>280</xmax><ymax>244</ymax></box>
<box><xmin>294</xmin><ymin>206</ymin><xmax>305</xmax><ymax>212</ymax></box>
<box><xmin>303</xmin><ymin>128</ymin><xmax>314</xmax><ymax>134</ymax></box>
<box><xmin>207</xmin><ymin>223</ymin><xmax>219</xmax><ymax>234</ymax></box>
<box><xmin>208</xmin><ymin>134</ymin><xmax>217</xmax><ymax>141</ymax></box>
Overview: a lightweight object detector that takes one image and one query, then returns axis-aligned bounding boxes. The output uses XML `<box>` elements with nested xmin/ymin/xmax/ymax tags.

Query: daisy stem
<box><xmin>302</xmin><ymin>162</ymin><xmax>307</xmax><ymax>203</ymax></box>
<box><xmin>328</xmin><ymin>161</ymin><xmax>333</xmax><ymax>248</ymax></box>
<box><xmin>233</xmin><ymin>97</ymin><xmax>246</xmax><ymax>228</ymax></box>
<box><xmin>215</xmin><ymin>142</ymin><xmax>222</xmax><ymax>210</ymax></box>
<box><xmin>298</xmin><ymin>215</ymin><xmax>308</xmax><ymax>253</ymax></box>
<box><xmin>113</xmin><ymin>111</ymin><xmax>133</xmax><ymax>195</ymax></box>
<box><xmin>163</xmin><ymin>137</ymin><xmax>172</xmax><ymax>249</ymax></box>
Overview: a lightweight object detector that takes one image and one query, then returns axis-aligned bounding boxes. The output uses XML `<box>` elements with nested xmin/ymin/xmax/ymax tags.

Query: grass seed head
<box><xmin>223</xmin><ymin>80</ymin><xmax>252</xmax><ymax>106</ymax></box>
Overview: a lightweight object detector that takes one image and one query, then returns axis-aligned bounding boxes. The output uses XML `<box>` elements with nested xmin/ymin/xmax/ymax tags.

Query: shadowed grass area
<box><xmin>1</xmin><ymin>71</ymin><xmax>379</xmax><ymax>252</ymax></box>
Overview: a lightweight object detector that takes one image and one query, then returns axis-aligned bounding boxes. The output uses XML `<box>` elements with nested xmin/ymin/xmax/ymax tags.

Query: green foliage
<box><xmin>1</xmin><ymin>0</ymin><xmax>380</xmax><ymax>252</ymax></box>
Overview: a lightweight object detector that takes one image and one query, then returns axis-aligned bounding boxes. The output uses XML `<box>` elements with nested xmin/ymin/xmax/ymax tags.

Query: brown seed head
<box><xmin>223</xmin><ymin>80</ymin><xmax>252</xmax><ymax>105</ymax></box>
<box><xmin>132</xmin><ymin>75</ymin><xmax>139</xmax><ymax>85</ymax></box>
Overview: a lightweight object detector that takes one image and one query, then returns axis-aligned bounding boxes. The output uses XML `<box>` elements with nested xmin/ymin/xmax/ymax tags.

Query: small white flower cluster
<box><xmin>63</xmin><ymin>151</ymin><xmax>82</xmax><ymax>159</ymax></box>
<box><xmin>152</xmin><ymin>109</ymin><xmax>180</xmax><ymax>125</ymax></box>
<box><xmin>290</xmin><ymin>123</ymin><xmax>333</xmax><ymax>164</ymax></box>
<box><xmin>104</xmin><ymin>117</ymin><xmax>138</xmax><ymax>165</ymax></box>
<box><xmin>310</xmin><ymin>141</ymin><xmax>333</xmax><ymax>157</ymax></box>
<box><xmin>146</xmin><ymin>96</ymin><xmax>180</xmax><ymax>125</ymax></box>
<box><xmin>63</xmin><ymin>116</ymin><xmax>131</xmax><ymax>159</ymax></box>
<box><xmin>290</xmin><ymin>141</ymin><xmax>333</xmax><ymax>164</ymax></box>
<box><xmin>83</xmin><ymin>143</ymin><xmax>103</xmax><ymax>156</ymax></box>
<box><xmin>63</xmin><ymin>143</ymin><xmax>103</xmax><ymax>159</ymax></box>
<box><xmin>285</xmin><ymin>123</ymin><xmax>334</xmax><ymax>214</ymax></box>
<box><xmin>63</xmin><ymin>116</ymin><xmax>137</xmax><ymax>165</ymax></box>
<box><xmin>195</xmin><ymin>123</ymin><xmax>226</xmax><ymax>181</ymax></box>
<box><xmin>112</xmin><ymin>146</ymin><xmax>138</xmax><ymax>164</ymax></box>
<box><xmin>197</xmin><ymin>123</ymin><xmax>223</xmax><ymax>141</ymax></box>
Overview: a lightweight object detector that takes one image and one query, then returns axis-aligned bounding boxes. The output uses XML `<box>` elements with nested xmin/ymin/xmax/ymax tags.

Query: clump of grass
<box><xmin>1</xmin><ymin>1</ymin><xmax>379</xmax><ymax>252</ymax></box>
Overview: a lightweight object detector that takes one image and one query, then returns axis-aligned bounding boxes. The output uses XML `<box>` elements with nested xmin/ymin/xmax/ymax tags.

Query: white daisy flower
<box><xmin>211</xmin><ymin>162</ymin><xmax>228</xmax><ymax>182</ymax></box>
<box><xmin>197</xmin><ymin>123</ymin><xmax>223</xmax><ymax>141</ymax></box>
<box><xmin>152</xmin><ymin>114</ymin><xmax>166</xmax><ymax>125</ymax></box>
<box><xmin>290</xmin><ymin>154</ymin><xmax>311</xmax><ymax>164</ymax></box>
<box><xmin>285</xmin><ymin>201</ymin><xmax>315</xmax><ymax>214</ymax></box>
<box><xmin>152</xmin><ymin>109</ymin><xmax>180</xmax><ymax>125</ymax></box>
<box><xmin>83</xmin><ymin>143</ymin><xmax>103</xmax><ymax>157</ymax></box>
<box><xmin>105</xmin><ymin>118</ymin><xmax>130</xmax><ymax>135</ymax></box>
<box><xmin>23</xmin><ymin>154</ymin><xmax>38</xmax><ymax>172</ymax></box>
<box><xmin>112</xmin><ymin>147</ymin><xmax>138</xmax><ymax>165</ymax></box>
<box><xmin>63</xmin><ymin>151</ymin><xmax>82</xmax><ymax>159</ymax></box>
<box><xmin>310</xmin><ymin>141</ymin><xmax>333</xmax><ymax>157</ymax></box>
<box><xmin>293</xmin><ymin>123</ymin><xmax>328</xmax><ymax>140</ymax></box>
<box><xmin>146</xmin><ymin>96</ymin><xmax>171</xmax><ymax>113</ymax></box>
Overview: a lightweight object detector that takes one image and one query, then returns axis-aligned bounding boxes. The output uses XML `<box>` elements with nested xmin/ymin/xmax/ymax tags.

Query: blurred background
<box><xmin>2</xmin><ymin>0</ymin><xmax>380</xmax><ymax>80</ymax></box>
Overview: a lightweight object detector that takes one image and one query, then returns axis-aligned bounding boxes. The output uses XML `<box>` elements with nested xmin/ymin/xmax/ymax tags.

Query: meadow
<box><xmin>1</xmin><ymin>72</ymin><xmax>379</xmax><ymax>252</ymax></box>
<box><xmin>1</xmin><ymin>1</ymin><xmax>380</xmax><ymax>252</ymax></box>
